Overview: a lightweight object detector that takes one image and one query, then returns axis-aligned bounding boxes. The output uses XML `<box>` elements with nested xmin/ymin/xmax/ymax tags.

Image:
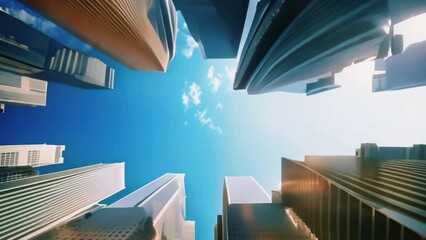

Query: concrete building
<box><xmin>174</xmin><ymin>0</ymin><xmax>250</xmax><ymax>59</ymax></box>
<box><xmin>0</xmin><ymin>11</ymin><xmax>115</xmax><ymax>89</ymax></box>
<box><xmin>215</xmin><ymin>176</ymin><xmax>311</xmax><ymax>240</ymax></box>
<box><xmin>0</xmin><ymin>163</ymin><xmax>125</xmax><ymax>240</ymax></box>
<box><xmin>282</xmin><ymin>143</ymin><xmax>426</xmax><ymax>240</ymax></box>
<box><xmin>0</xmin><ymin>70</ymin><xmax>47</xmax><ymax>111</ymax></box>
<box><xmin>0</xmin><ymin>144</ymin><xmax>65</xmax><ymax>167</ymax></box>
<box><xmin>19</xmin><ymin>0</ymin><xmax>177</xmax><ymax>71</ymax></box>
<box><xmin>373</xmin><ymin>40</ymin><xmax>426</xmax><ymax>92</ymax></box>
<box><xmin>0</xmin><ymin>166</ymin><xmax>38</xmax><ymax>183</ymax></box>
<box><xmin>35</xmin><ymin>173</ymin><xmax>195</xmax><ymax>240</ymax></box>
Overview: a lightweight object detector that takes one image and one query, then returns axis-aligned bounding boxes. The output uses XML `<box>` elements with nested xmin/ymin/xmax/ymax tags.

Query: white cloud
<box><xmin>216</xmin><ymin>103</ymin><xmax>223</xmax><ymax>112</ymax></box>
<box><xmin>182</xmin><ymin>92</ymin><xmax>189</xmax><ymax>109</ymax></box>
<box><xmin>183</xmin><ymin>22</ymin><xmax>188</xmax><ymax>30</ymax></box>
<box><xmin>0</xmin><ymin>6</ymin><xmax>9</xmax><ymax>14</ymax></box>
<box><xmin>207</xmin><ymin>66</ymin><xmax>221</xmax><ymax>93</ymax></box>
<box><xmin>196</xmin><ymin>109</ymin><xmax>212</xmax><ymax>125</ymax></box>
<box><xmin>225</xmin><ymin>66</ymin><xmax>236</xmax><ymax>81</ymax></box>
<box><xmin>182</xmin><ymin>35</ymin><xmax>199</xmax><ymax>58</ymax></box>
<box><xmin>217</xmin><ymin>73</ymin><xmax>223</xmax><ymax>78</ymax></box>
<box><xmin>207</xmin><ymin>66</ymin><xmax>214</xmax><ymax>79</ymax></box>
<box><xmin>189</xmin><ymin>83</ymin><xmax>202</xmax><ymax>105</ymax></box>
<box><xmin>195</xmin><ymin>109</ymin><xmax>222</xmax><ymax>134</ymax></box>
<box><xmin>15</xmin><ymin>9</ymin><xmax>37</xmax><ymax>26</ymax></box>
<box><xmin>209</xmin><ymin>123</ymin><xmax>223</xmax><ymax>134</ymax></box>
<box><xmin>210</xmin><ymin>77</ymin><xmax>221</xmax><ymax>93</ymax></box>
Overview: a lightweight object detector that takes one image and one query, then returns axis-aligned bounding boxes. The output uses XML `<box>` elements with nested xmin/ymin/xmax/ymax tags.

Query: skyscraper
<box><xmin>0</xmin><ymin>144</ymin><xmax>65</xmax><ymax>167</ymax></box>
<box><xmin>34</xmin><ymin>173</ymin><xmax>195</xmax><ymax>240</ymax></box>
<box><xmin>234</xmin><ymin>0</ymin><xmax>426</xmax><ymax>95</ymax></box>
<box><xmin>174</xmin><ymin>0</ymin><xmax>250</xmax><ymax>59</ymax></box>
<box><xmin>0</xmin><ymin>163</ymin><xmax>125</xmax><ymax>240</ymax></box>
<box><xmin>216</xmin><ymin>176</ymin><xmax>311</xmax><ymax>240</ymax></box>
<box><xmin>234</xmin><ymin>0</ymin><xmax>390</xmax><ymax>95</ymax></box>
<box><xmin>281</xmin><ymin>143</ymin><xmax>426</xmax><ymax>240</ymax></box>
<box><xmin>19</xmin><ymin>0</ymin><xmax>177</xmax><ymax>71</ymax></box>
<box><xmin>373</xmin><ymin>40</ymin><xmax>426</xmax><ymax>92</ymax></box>
<box><xmin>0</xmin><ymin>11</ymin><xmax>115</xmax><ymax>89</ymax></box>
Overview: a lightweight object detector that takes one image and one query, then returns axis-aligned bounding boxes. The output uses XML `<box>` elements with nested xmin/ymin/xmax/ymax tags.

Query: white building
<box><xmin>109</xmin><ymin>173</ymin><xmax>195</xmax><ymax>240</ymax></box>
<box><xmin>0</xmin><ymin>163</ymin><xmax>125</xmax><ymax>240</ymax></box>
<box><xmin>34</xmin><ymin>173</ymin><xmax>195</xmax><ymax>240</ymax></box>
<box><xmin>0</xmin><ymin>144</ymin><xmax>65</xmax><ymax>167</ymax></box>
<box><xmin>217</xmin><ymin>176</ymin><xmax>311</xmax><ymax>240</ymax></box>
<box><xmin>0</xmin><ymin>70</ymin><xmax>47</xmax><ymax>112</ymax></box>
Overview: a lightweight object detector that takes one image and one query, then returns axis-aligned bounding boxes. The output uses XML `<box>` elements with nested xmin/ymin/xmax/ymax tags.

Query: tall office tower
<box><xmin>0</xmin><ymin>166</ymin><xmax>38</xmax><ymax>182</ymax></box>
<box><xmin>34</xmin><ymin>173</ymin><xmax>195</xmax><ymax>240</ymax></box>
<box><xmin>215</xmin><ymin>176</ymin><xmax>311</xmax><ymax>240</ymax></box>
<box><xmin>0</xmin><ymin>163</ymin><xmax>125</xmax><ymax>240</ymax></box>
<box><xmin>373</xmin><ymin>40</ymin><xmax>426</xmax><ymax>92</ymax></box>
<box><xmin>0</xmin><ymin>11</ymin><xmax>115</xmax><ymax>89</ymax></box>
<box><xmin>20</xmin><ymin>0</ymin><xmax>177</xmax><ymax>71</ymax></box>
<box><xmin>0</xmin><ymin>144</ymin><xmax>65</xmax><ymax>167</ymax></box>
<box><xmin>234</xmin><ymin>0</ymin><xmax>426</xmax><ymax>95</ymax></box>
<box><xmin>282</xmin><ymin>143</ymin><xmax>426</xmax><ymax>240</ymax></box>
<box><xmin>174</xmin><ymin>0</ymin><xmax>250</xmax><ymax>59</ymax></box>
<box><xmin>0</xmin><ymin>70</ymin><xmax>47</xmax><ymax>112</ymax></box>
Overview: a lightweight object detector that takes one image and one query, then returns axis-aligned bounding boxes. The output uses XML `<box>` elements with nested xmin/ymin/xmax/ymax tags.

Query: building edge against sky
<box><xmin>19</xmin><ymin>0</ymin><xmax>177</xmax><ymax>71</ymax></box>
<box><xmin>0</xmin><ymin>163</ymin><xmax>125</xmax><ymax>240</ymax></box>
<box><xmin>174</xmin><ymin>0</ymin><xmax>250</xmax><ymax>59</ymax></box>
<box><xmin>34</xmin><ymin>173</ymin><xmax>195</xmax><ymax>240</ymax></box>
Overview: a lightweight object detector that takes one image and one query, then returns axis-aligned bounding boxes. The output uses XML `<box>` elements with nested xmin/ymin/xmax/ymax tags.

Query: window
<box><xmin>0</xmin><ymin>151</ymin><xmax>19</xmax><ymax>166</ymax></box>
<box><xmin>27</xmin><ymin>150</ymin><xmax>40</xmax><ymax>166</ymax></box>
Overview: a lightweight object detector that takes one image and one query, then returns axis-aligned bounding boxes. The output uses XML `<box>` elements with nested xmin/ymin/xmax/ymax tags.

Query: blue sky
<box><xmin>1</xmin><ymin>1</ymin><xmax>426</xmax><ymax>239</ymax></box>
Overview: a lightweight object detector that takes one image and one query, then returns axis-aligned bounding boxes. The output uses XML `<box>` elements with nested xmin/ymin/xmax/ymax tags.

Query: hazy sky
<box><xmin>0</xmin><ymin>1</ymin><xmax>425</xmax><ymax>239</ymax></box>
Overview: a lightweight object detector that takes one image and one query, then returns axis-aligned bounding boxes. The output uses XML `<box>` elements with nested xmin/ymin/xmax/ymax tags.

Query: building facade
<box><xmin>0</xmin><ymin>144</ymin><xmax>65</xmax><ymax>167</ymax></box>
<box><xmin>34</xmin><ymin>173</ymin><xmax>195</xmax><ymax>240</ymax></box>
<box><xmin>0</xmin><ymin>163</ymin><xmax>125</xmax><ymax>240</ymax></box>
<box><xmin>281</xmin><ymin>143</ymin><xmax>426</xmax><ymax>240</ymax></box>
<box><xmin>216</xmin><ymin>176</ymin><xmax>310</xmax><ymax>240</ymax></box>
<box><xmin>0</xmin><ymin>166</ymin><xmax>38</xmax><ymax>183</ymax></box>
<box><xmin>234</xmin><ymin>0</ymin><xmax>426</xmax><ymax>95</ymax></box>
<box><xmin>0</xmin><ymin>11</ymin><xmax>115</xmax><ymax>90</ymax></box>
<box><xmin>234</xmin><ymin>0</ymin><xmax>390</xmax><ymax>95</ymax></box>
<box><xmin>174</xmin><ymin>0</ymin><xmax>250</xmax><ymax>59</ymax></box>
<box><xmin>373</xmin><ymin>40</ymin><xmax>426</xmax><ymax>92</ymax></box>
<box><xmin>20</xmin><ymin>0</ymin><xmax>177</xmax><ymax>71</ymax></box>
<box><xmin>0</xmin><ymin>70</ymin><xmax>47</xmax><ymax>111</ymax></box>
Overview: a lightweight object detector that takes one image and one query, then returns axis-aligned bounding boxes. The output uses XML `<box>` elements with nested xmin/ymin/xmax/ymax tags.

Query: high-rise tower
<box><xmin>19</xmin><ymin>0</ymin><xmax>177</xmax><ymax>71</ymax></box>
<box><xmin>282</xmin><ymin>143</ymin><xmax>426</xmax><ymax>240</ymax></box>
<box><xmin>34</xmin><ymin>173</ymin><xmax>195</xmax><ymax>240</ymax></box>
<box><xmin>0</xmin><ymin>163</ymin><xmax>125</xmax><ymax>240</ymax></box>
